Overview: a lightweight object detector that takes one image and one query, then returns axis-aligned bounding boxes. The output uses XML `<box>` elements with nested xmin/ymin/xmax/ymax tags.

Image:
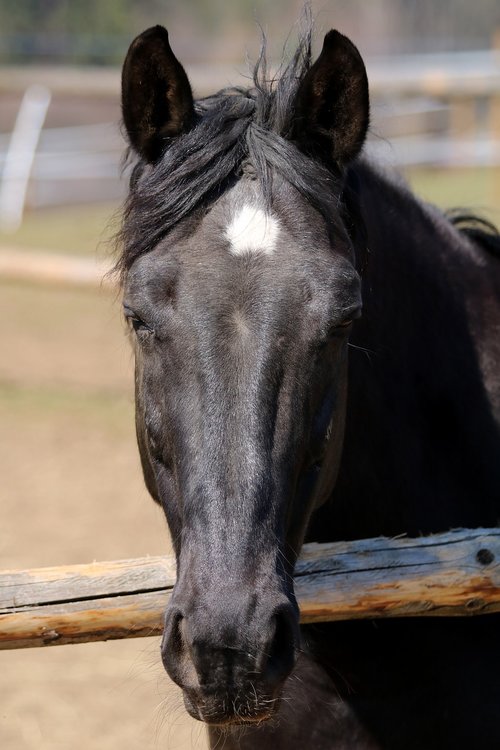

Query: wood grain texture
<box><xmin>1</xmin><ymin>528</ymin><xmax>499</xmax><ymax>649</ymax></box>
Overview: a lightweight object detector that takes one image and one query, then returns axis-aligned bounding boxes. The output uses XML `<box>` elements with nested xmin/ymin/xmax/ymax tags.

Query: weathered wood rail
<box><xmin>1</xmin><ymin>528</ymin><xmax>499</xmax><ymax>650</ymax></box>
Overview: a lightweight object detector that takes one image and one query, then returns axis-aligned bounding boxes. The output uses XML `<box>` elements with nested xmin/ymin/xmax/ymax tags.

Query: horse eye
<box><xmin>131</xmin><ymin>316</ymin><xmax>150</xmax><ymax>333</ymax></box>
<box><xmin>124</xmin><ymin>308</ymin><xmax>154</xmax><ymax>336</ymax></box>
<box><xmin>317</xmin><ymin>319</ymin><xmax>353</xmax><ymax>352</ymax></box>
<box><xmin>331</xmin><ymin>308</ymin><xmax>362</xmax><ymax>335</ymax></box>
<box><xmin>335</xmin><ymin>319</ymin><xmax>353</xmax><ymax>330</ymax></box>
<box><xmin>329</xmin><ymin>319</ymin><xmax>353</xmax><ymax>337</ymax></box>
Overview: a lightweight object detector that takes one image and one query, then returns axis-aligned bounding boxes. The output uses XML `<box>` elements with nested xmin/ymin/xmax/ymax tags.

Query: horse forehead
<box><xmin>202</xmin><ymin>179</ymin><xmax>277</xmax><ymax>254</ymax></box>
<box><xmin>198</xmin><ymin>181</ymin><xmax>326</xmax><ymax>267</ymax></box>
<box><xmin>225</xmin><ymin>204</ymin><xmax>280</xmax><ymax>256</ymax></box>
<box><xmin>126</xmin><ymin>178</ymin><xmax>351</xmax><ymax>303</ymax></box>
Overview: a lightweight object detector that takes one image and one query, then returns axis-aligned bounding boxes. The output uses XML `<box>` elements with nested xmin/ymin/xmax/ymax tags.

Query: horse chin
<box><xmin>182</xmin><ymin>689</ymin><xmax>281</xmax><ymax>726</ymax></box>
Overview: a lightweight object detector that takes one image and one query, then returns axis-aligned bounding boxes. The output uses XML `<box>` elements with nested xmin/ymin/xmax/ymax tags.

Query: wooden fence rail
<box><xmin>1</xmin><ymin>528</ymin><xmax>499</xmax><ymax>650</ymax></box>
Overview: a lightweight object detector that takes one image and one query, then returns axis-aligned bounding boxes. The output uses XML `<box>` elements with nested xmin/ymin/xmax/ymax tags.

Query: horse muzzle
<box><xmin>161</xmin><ymin>586</ymin><xmax>299</xmax><ymax>725</ymax></box>
<box><xmin>181</xmin><ymin>683</ymin><xmax>281</xmax><ymax>726</ymax></box>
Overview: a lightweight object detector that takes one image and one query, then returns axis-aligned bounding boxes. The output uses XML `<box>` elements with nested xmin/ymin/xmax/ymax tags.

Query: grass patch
<box><xmin>0</xmin><ymin>379</ymin><xmax>134</xmax><ymax>433</ymax></box>
<box><xmin>1</xmin><ymin>202</ymin><xmax>119</xmax><ymax>256</ymax></box>
<box><xmin>405</xmin><ymin>167</ymin><xmax>500</xmax><ymax>227</ymax></box>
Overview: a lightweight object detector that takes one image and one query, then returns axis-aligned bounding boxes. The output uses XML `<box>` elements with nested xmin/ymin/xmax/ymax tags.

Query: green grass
<box><xmin>1</xmin><ymin>202</ymin><xmax>119</xmax><ymax>256</ymax></box>
<box><xmin>0</xmin><ymin>379</ymin><xmax>133</xmax><ymax>433</ymax></box>
<box><xmin>405</xmin><ymin>167</ymin><xmax>500</xmax><ymax>227</ymax></box>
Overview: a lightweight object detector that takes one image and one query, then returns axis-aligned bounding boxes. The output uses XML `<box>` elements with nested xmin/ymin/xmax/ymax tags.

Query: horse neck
<box><xmin>306</xmin><ymin>159</ymin><xmax>500</xmax><ymax>543</ymax></box>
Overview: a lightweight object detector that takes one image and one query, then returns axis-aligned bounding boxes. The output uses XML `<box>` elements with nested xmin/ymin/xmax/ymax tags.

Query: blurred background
<box><xmin>1</xmin><ymin>1</ymin><xmax>499</xmax><ymax>749</ymax></box>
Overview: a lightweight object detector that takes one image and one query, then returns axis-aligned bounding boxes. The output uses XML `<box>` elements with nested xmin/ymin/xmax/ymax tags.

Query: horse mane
<box><xmin>115</xmin><ymin>26</ymin><xmax>347</xmax><ymax>280</ymax></box>
<box><xmin>447</xmin><ymin>211</ymin><xmax>500</xmax><ymax>258</ymax></box>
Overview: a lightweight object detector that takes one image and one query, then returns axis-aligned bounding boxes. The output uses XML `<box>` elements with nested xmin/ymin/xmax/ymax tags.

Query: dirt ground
<box><xmin>0</xmin><ymin>279</ymin><xmax>207</xmax><ymax>749</ymax></box>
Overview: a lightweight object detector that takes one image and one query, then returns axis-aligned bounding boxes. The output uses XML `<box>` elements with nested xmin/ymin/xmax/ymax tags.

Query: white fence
<box><xmin>0</xmin><ymin>121</ymin><xmax>125</xmax><ymax>209</ymax></box>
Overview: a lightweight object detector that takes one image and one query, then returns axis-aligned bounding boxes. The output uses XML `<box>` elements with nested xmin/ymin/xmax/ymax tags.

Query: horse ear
<box><xmin>292</xmin><ymin>30</ymin><xmax>369</xmax><ymax>168</ymax></box>
<box><xmin>121</xmin><ymin>26</ymin><xmax>194</xmax><ymax>162</ymax></box>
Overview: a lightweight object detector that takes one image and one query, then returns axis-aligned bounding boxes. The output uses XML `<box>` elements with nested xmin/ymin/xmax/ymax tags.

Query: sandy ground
<box><xmin>0</xmin><ymin>279</ymin><xmax>208</xmax><ymax>749</ymax></box>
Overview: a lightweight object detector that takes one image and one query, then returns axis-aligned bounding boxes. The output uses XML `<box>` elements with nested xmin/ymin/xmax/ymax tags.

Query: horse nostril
<box><xmin>264</xmin><ymin>608</ymin><xmax>298</xmax><ymax>684</ymax></box>
<box><xmin>162</xmin><ymin>609</ymin><xmax>188</xmax><ymax>676</ymax></box>
<box><xmin>172</xmin><ymin>611</ymin><xmax>185</xmax><ymax>650</ymax></box>
<box><xmin>162</xmin><ymin>608</ymin><xmax>204</xmax><ymax>694</ymax></box>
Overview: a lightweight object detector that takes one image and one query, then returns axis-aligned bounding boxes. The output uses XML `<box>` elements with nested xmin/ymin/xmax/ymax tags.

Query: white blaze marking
<box><xmin>226</xmin><ymin>205</ymin><xmax>280</xmax><ymax>256</ymax></box>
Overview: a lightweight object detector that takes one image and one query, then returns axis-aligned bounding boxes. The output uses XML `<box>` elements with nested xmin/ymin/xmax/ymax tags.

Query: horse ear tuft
<box><xmin>292</xmin><ymin>30</ymin><xmax>369</xmax><ymax>168</ymax></box>
<box><xmin>121</xmin><ymin>25</ymin><xmax>194</xmax><ymax>163</ymax></box>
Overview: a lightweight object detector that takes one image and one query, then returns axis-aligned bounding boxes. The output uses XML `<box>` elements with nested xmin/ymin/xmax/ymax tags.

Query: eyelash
<box><xmin>317</xmin><ymin>319</ymin><xmax>353</xmax><ymax>351</ymax></box>
<box><xmin>124</xmin><ymin>309</ymin><xmax>154</xmax><ymax>336</ymax></box>
<box><xmin>335</xmin><ymin>319</ymin><xmax>353</xmax><ymax>330</ymax></box>
<box><xmin>131</xmin><ymin>316</ymin><xmax>150</xmax><ymax>332</ymax></box>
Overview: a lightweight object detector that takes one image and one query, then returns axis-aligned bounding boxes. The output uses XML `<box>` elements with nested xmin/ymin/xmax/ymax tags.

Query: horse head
<box><xmin>119</xmin><ymin>25</ymin><xmax>368</xmax><ymax>726</ymax></box>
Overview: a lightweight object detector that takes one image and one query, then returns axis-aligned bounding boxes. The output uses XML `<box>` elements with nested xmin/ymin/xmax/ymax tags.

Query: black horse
<box><xmin>117</xmin><ymin>24</ymin><xmax>500</xmax><ymax>749</ymax></box>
